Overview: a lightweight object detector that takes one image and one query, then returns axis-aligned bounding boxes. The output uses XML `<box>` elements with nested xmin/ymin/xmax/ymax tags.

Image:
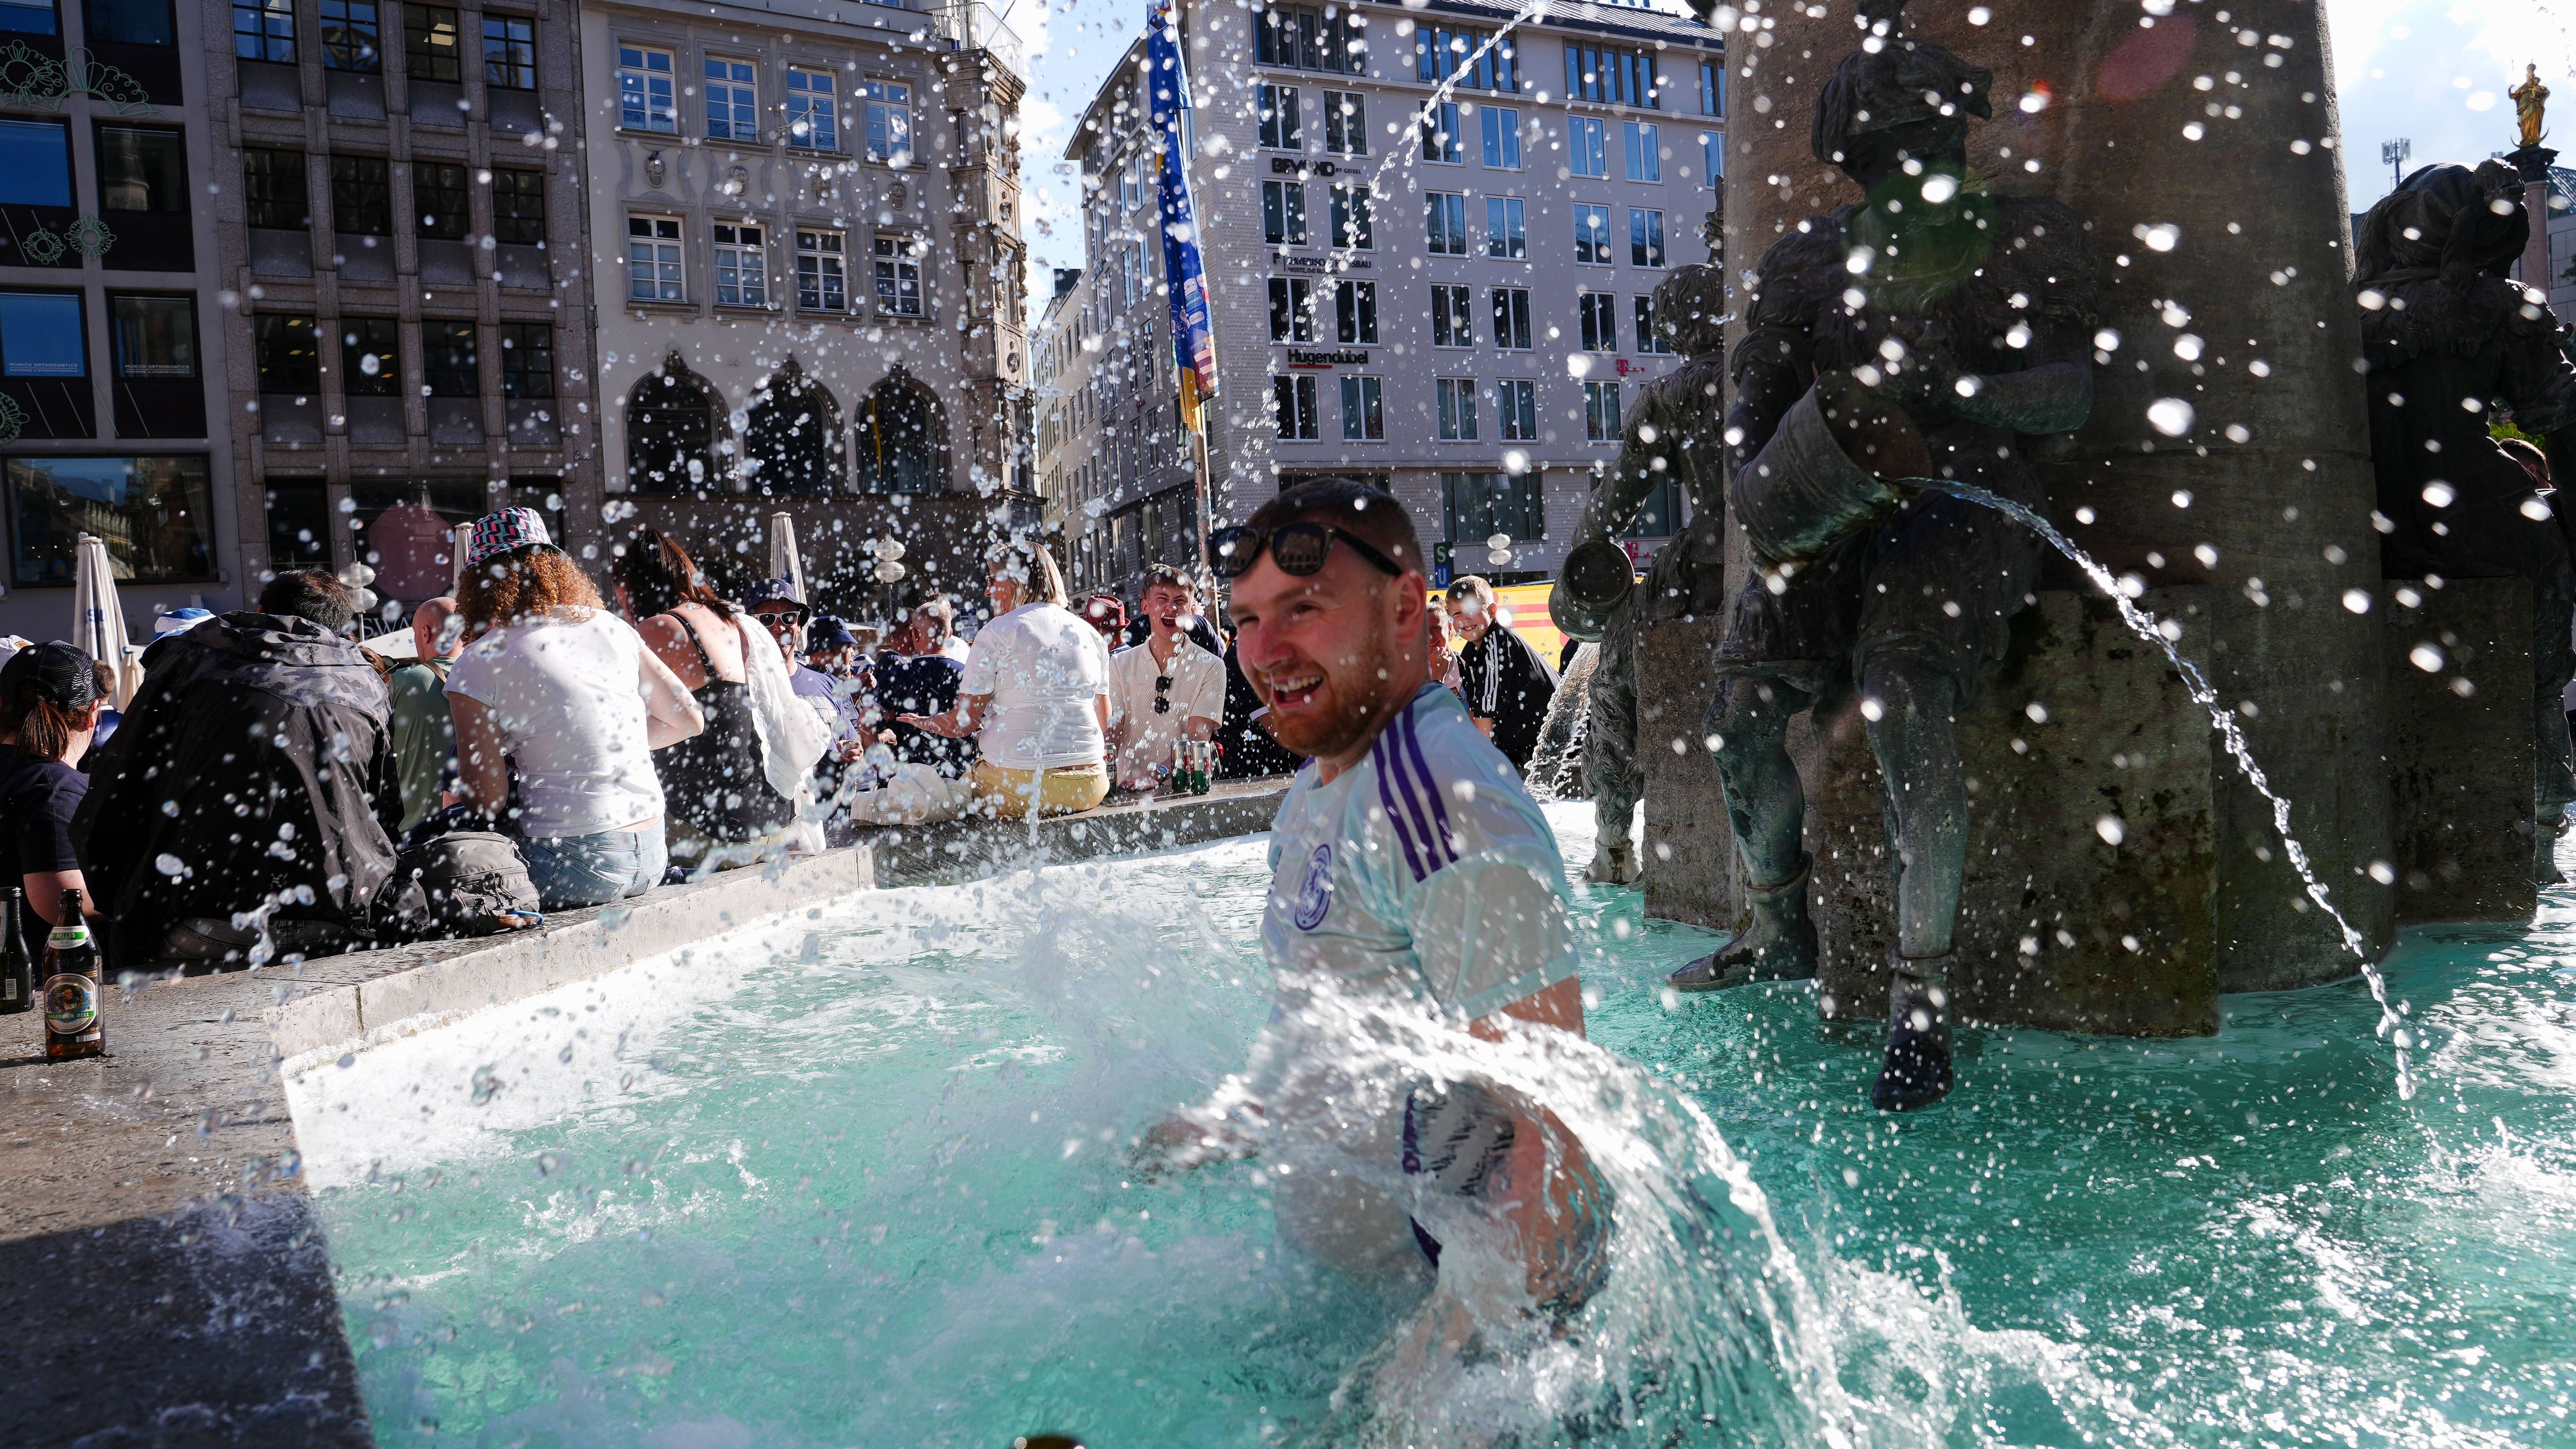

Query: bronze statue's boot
<box><xmin>2537</xmin><ymin>813</ymin><xmax>2568</xmax><ymax>887</ymax></box>
<box><xmin>1667</xmin><ymin>854</ymin><xmax>1818</xmax><ymax>992</ymax></box>
<box><xmin>1586</xmin><ymin>838</ymin><xmax>1642</xmax><ymax>885</ymax></box>
<box><xmin>1870</xmin><ymin>950</ymin><xmax>1955</xmax><ymax>1112</ymax></box>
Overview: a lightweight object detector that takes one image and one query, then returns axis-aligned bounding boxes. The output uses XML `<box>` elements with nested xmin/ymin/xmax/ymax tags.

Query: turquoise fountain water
<box><xmin>289</xmin><ymin>808</ymin><xmax>2576</xmax><ymax>1446</ymax></box>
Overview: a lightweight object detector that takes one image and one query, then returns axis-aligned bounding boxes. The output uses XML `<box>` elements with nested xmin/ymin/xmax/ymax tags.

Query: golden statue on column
<box><xmin>2513</xmin><ymin>63</ymin><xmax>2550</xmax><ymax>148</ymax></box>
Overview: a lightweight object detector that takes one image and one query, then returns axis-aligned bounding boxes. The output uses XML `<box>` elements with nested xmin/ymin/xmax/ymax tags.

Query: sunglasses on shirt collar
<box><xmin>1207</xmin><ymin>522</ymin><xmax>1404</xmax><ymax>581</ymax></box>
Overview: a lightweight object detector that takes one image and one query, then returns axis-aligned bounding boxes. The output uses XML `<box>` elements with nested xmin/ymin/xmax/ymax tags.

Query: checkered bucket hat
<box><xmin>463</xmin><ymin>507</ymin><xmax>553</xmax><ymax>569</ymax></box>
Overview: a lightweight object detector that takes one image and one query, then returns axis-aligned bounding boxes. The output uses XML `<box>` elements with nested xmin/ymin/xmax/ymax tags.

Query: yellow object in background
<box><xmin>1430</xmin><ymin>582</ymin><xmax>1567</xmax><ymax>666</ymax></box>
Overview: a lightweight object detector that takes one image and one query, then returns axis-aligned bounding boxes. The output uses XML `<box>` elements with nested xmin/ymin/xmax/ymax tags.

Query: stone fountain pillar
<box><xmin>1641</xmin><ymin>0</ymin><xmax>2410</xmax><ymax>1034</ymax></box>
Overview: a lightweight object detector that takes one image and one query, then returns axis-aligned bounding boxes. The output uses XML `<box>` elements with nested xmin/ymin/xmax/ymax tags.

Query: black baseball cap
<box><xmin>0</xmin><ymin>641</ymin><xmax>95</xmax><ymax>712</ymax></box>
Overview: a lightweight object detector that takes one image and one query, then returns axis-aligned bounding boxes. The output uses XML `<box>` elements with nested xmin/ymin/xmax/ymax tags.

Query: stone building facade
<box><xmin>209</xmin><ymin>0</ymin><xmax>603</xmax><ymax>619</ymax></box>
<box><xmin>0</xmin><ymin>0</ymin><xmax>238</xmax><ymax>636</ymax></box>
<box><xmin>580</xmin><ymin>0</ymin><xmax>1033</xmax><ymax>623</ymax></box>
<box><xmin>1035</xmin><ymin>0</ymin><xmax>1724</xmax><ymax>604</ymax></box>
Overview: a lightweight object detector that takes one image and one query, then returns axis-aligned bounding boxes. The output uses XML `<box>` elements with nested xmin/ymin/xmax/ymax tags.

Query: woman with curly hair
<box><xmin>445</xmin><ymin>509</ymin><xmax>705</xmax><ymax>908</ymax></box>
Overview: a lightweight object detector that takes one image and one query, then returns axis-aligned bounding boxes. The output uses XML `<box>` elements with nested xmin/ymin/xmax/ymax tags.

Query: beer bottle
<box><xmin>0</xmin><ymin>887</ymin><xmax>30</xmax><ymax>1014</ymax></box>
<box><xmin>42</xmin><ymin>888</ymin><xmax>100</xmax><ymax>1060</ymax></box>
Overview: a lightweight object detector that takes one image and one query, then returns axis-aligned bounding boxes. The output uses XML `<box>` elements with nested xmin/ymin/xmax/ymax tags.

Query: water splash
<box><xmin>1912</xmin><ymin>476</ymin><xmax>2416</xmax><ymax>1098</ymax></box>
<box><xmin>1526</xmin><ymin>640</ymin><xmax>1599</xmax><ymax>802</ymax></box>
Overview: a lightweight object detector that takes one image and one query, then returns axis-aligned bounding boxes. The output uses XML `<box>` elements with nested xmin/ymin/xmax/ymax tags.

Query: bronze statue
<box><xmin>2355</xmin><ymin>160</ymin><xmax>2576</xmax><ymax>882</ymax></box>
<box><xmin>1552</xmin><ymin>260</ymin><xmax>1731</xmax><ymax>884</ymax></box>
<box><xmin>2512</xmin><ymin>64</ymin><xmax>2550</xmax><ymax>149</ymax></box>
<box><xmin>1665</xmin><ymin>3</ymin><xmax>2098</xmax><ymax>1111</ymax></box>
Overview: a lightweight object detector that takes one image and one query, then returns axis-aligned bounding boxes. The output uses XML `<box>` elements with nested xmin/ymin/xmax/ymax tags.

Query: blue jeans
<box><xmin>521</xmin><ymin>821</ymin><xmax>668</xmax><ymax>910</ymax></box>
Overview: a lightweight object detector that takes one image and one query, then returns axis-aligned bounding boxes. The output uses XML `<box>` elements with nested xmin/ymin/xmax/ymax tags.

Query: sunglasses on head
<box><xmin>1208</xmin><ymin>522</ymin><xmax>1403</xmax><ymax>581</ymax></box>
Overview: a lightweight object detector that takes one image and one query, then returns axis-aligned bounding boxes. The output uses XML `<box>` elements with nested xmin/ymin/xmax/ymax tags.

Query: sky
<box><xmin>1004</xmin><ymin>0</ymin><xmax>2576</xmax><ymax>282</ymax></box>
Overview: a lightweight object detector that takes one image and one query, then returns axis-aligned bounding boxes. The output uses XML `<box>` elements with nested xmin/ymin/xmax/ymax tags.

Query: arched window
<box><xmin>852</xmin><ymin>371</ymin><xmax>945</xmax><ymax>494</ymax></box>
<box><xmin>625</xmin><ymin>360</ymin><xmax>731</xmax><ymax>494</ymax></box>
<box><xmin>740</xmin><ymin>357</ymin><xmax>844</xmax><ymax>495</ymax></box>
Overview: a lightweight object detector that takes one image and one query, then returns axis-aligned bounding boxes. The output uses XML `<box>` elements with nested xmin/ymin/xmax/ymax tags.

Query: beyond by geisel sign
<box><xmin>1270</xmin><ymin>158</ymin><xmax>1340</xmax><ymax>176</ymax></box>
<box><xmin>1285</xmin><ymin>349</ymin><xmax>1367</xmax><ymax>368</ymax></box>
<box><xmin>1273</xmin><ymin>252</ymin><xmax>1370</xmax><ymax>272</ymax></box>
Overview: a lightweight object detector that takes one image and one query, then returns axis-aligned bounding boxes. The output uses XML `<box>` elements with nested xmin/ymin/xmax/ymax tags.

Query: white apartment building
<box><xmin>581</xmin><ymin>0</ymin><xmax>1035</xmax><ymax>619</ymax></box>
<box><xmin>1036</xmin><ymin>0</ymin><xmax>1722</xmax><ymax>601</ymax></box>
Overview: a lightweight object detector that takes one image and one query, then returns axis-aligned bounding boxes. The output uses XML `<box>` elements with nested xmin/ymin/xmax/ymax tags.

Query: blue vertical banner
<box><xmin>1148</xmin><ymin>0</ymin><xmax>1217</xmax><ymax>428</ymax></box>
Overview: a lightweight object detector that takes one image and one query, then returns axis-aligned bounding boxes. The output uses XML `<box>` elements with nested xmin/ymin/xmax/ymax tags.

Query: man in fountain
<box><xmin>2353</xmin><ymin>160</ymin><xmax>2576</xmax><ymax>884</ymax></box>
<box><xmin>1143</xmin><ymin>476</ymin><xmax>1605</xmax><ymax>1335</ymax></box>
<box><xmin>1665</xmin><ymin>5</ymin><xmax>2098</xmax><ymax>1112</ymax></box>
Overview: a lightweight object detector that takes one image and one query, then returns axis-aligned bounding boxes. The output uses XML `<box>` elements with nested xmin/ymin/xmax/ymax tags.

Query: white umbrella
<box><xmin>450</xmin><ymin>523</ymin><xmax>474</xmax><ymax>591</ymax></box>
<box><xmin>71</xmin><ymin>533</ymin><xmax>135</xmax><ymax>707</ymax></box>
<box><xmin>768</xmin><ymin>512</ymin><xmax>806</xmax><ymax>603</ymax></box>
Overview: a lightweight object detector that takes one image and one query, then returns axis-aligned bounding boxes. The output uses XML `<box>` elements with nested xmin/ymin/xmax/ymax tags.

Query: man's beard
<box><xmin>1265</xmin><ymin>628</ymin><xmax>1402</xmax><ymax>761</ymax></box>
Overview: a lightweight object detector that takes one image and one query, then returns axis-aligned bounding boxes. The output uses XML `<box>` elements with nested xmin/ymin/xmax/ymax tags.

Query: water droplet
<box><xmin>2147</xmin><ymin>398</ymin><xmax>2196</xmax><ymax>436</ymax></box>
<box><xmin>2095</xmin><ymin>815</ymin><xmax>2127</xmax><ymax>846</ymax></box>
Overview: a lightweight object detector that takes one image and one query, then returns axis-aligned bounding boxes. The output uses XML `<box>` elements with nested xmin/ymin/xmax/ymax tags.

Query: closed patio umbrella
<box><xmin>768</xmin><ymin>512</ymin><xmax>805</xmax><ymax>605</ymax></box>
<box><xmin>71</xmin><ymin>533</ymin><xmax>135</xmax><ymax>707</ymax></box>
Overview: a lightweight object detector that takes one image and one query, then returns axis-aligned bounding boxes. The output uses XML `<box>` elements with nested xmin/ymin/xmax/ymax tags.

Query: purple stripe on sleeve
<box><xmin>1401</xmin><ymin>705</ymin><xmax>1459</xmax><ymax>868</ymax></box>
<box><xmin>1373</xmin><ymin>736</ymin><xmax>1429</xmax><ymax>881</ymax></box>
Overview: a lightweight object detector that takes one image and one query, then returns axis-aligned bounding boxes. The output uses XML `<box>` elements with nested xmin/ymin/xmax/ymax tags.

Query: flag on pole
<box><xmin>1147</xmin><ymin>0</ymin><xmax>1217</xmax><ymax>430</ymax></box>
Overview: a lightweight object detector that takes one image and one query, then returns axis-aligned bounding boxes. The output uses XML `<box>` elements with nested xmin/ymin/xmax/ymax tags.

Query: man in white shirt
<box><xmin>1141</xmin><ymin>477</ymin><xmax>1604</xmax><ymax>1336</ymax></box>
<box><xmin>1105</xmin><ymin>565</ymin><xmax>1227</xmax><ymax>791</ymax></box>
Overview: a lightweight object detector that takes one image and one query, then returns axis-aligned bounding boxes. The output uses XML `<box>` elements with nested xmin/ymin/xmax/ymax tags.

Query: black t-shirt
<box><xmin>0</xmin><ymin>748</ymin><xmax>86</xmax><ymax>952</ymax></box>
<box><xmin>876</xmin><ymin>653</ymin><xmax>975</xmax><ymax>776</ymax></box>
<box><xmin>1458</xmin><ymin>624</ymin><xmax>1561</xmax><ymax>772</ymax></box>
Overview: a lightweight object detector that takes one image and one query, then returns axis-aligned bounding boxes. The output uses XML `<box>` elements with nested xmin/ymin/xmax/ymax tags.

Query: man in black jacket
<box><xmin>73</xmin><ymin>569</ymin><xmax>404</xmax><ymax>973</ymax></box>
<box><xmin>1445</xmin><ymin>574</ymin><xmax>1558</xmax><ymax>774</ymax></box>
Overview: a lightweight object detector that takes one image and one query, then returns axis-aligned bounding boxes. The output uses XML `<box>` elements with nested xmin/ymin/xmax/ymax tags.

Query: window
<box><xmin>87</xmin><ymin>0</ymin><xmax>170</xmax><ymax>45</ymax></box>
<box><xmin>110</xmin><ymin>295</ymin><xmax>194</xmax><ymax>378</ymax></box>
<box><xmin>498</xmin><ymin>321</ymin><xmax>552</xmax><ymax>398</ymax></box>
<box><xmin>1415</xmin><ymin>24</ymin><xmax>1515</xmax><ymax>91</ymax></box>
<box><xmin>234</xmin><ymin>0</ymin><xmax>291</xmax><ymax>59</ymax></box>
<box><xmin>492</xmin><ymin>168</ymin><xmax>544</xmax><ymax>245</ymax></box>
<box><xmin>1334</xmin><ymin>279</ymin><xmax>1376</xmax><ymax>344</ymax></box>
<box><xmin>318</xmin><ymin>0</ymin><xmax>378</xmax><ymax>69</ymax></box>
<box><xmin>254</xmin><ymin>313</ymin><xmax>316</xmax><ymax>393</ymax></box>
<box><xmin>1580</xmin><ymin>292</ymin><xmax>1618</xmax><ymax>351</ymax></box>
<box><xmin>340</xmin><ymin>316</ymin><xmax>398</xmax><ymax>396</ymax></box>
<box><xmin>481</xmin><ymin>13</ymin><xmax>532</xmax><ymax>90</ymax></box>
<box><xmin>0</xmin><ymin>120</ymin><xmax>67</xmax><ymax>209</ymax></box>
<box><xmin>1443</xmin><ymin>470</ymin><xmax>1543</xmax><ymax>544</ymax></box>
<box><xmin>1568</xmin><ymin>116</ymin><xmax>1607</xmax><ymax>178</ymax></box>
<box><xmin>423</xmin><ymin>320</ymin><xmax>476</xmax><ymax>396</ymax></box>
<box><xmin>1256</xmin><ymin>6</ymin><xmax>1364</xmax><ymax>74</ymax></box>
<box><xmin>1565</xmin><ymin>43</ymin><xmax>1662</xmax><ymax>108</ymax></box>
<box><xmin>788</xmin><ymin>69</ymin><xmax>838</xmax><ymax>150</ymax></box>
<box><xmin>1496</xmin><ymin>379</ymin><xmax>1537</xmax><ymax>440</ymax></box>
<box><xmin>1699</xmin><ymin>58</ymin><xmax>1724</xmax><ymax>117</ymax></box>
<box><xmin>1341</xmin><ymin>375</ymin><xmax>1383</xmax><ymax>440</ymax></box>
<box><xmin>1323</xmin><ymin>90</ymin><xmax>1366</xmax><ymax>155</ymax></box>
<box><xmin>95</xmin><ymin>126</ymin><xmax>184</xmax><ymax>214</ymax></box>
<box><xmin>1485</xmin><ymin>197</ymin><xmax>1525</xmax><ymax>259</ymax></box>
<box><xmin>0</xmin><ymin>292</ymin><xmax>81</xmax><ymax>388</ymax></box>
<box><xmin>11</xmin><ymin>457</ymin><xmax>214</xmax><ymax>586</ymax></box>
<box><xmin>1585</xmin><ymin>380</ymin><xmax>1621</xmax><ymax>440</ymax></box>
<box><xmin>1426</xmin><ymin>192</ymin><xmax>1467</xmax><ymax>255</ymax></box>
<box><xmin>403</xmin><ymin>4</ymin><xmax>455</xmax><ymax>80</ymax></box>
<box><xmin>1430</xmin><ymin>284</ymin><xmax>1472</xmax><ymax>348</ymax></box>
<box><xmin>1480</xmin><ymin>106</ymin><xmax>1521</xmax><ymax>169</ymax></box>
<box><xmin>618</xmin><ymin>46</ymin><xmax>675</xmax><ymax>131</ymax></box>
<box><xmin>1258</xmin><ymin>84</ymin><xmax>1301</xmax><ymax>150</ymax></box>
<box><xmin>863</xmin><ymin>80</ymin><xmax>911</xmax><ymax>163</ymax></box>
<box><xmin>1328</xmin><ymin>184</ymin><xmax>1372</xmax><ymax>249</ymax></box>
<box><xmin>873</xmin><ymin>234</ymin><xmax>923</xmax><ymax>315</ymax></box>
<box><xmin>1</xmin><ymin>0</ymin><xmax>56</xmax><ymax>35</ymax></box>
<box><xmin>1266</xmin><ymin>276</ymin><xmax>1314</xmax><ymax>342</ymax></box>
<box><xmin>1574</xmin><ymin>204</ymin><xmax>1612</xmax><ymax>265</ymax></box>
<box><xmin>1635</xmin><ymin>295</ymin><xmax>1672</xmax><ymax>354</ymax></box>
<box><xmin>1273</xmin><ymin>374</ymin><xmax>1318</xmax><ymax>439</ymax></box>
<box><xmin>713</xmin><ymin>223</ymin><xmax>767</xmax><ymax>306</ymax></box>
<box><xmin>415</xmin><ymin>160</ymin><xmax>467</xmax><ymax>239</ymax></box>
<box><xmin>797</xmin><ymin>230</ymin><xmax>846</xmax><ymax>311</ymax></box>
<box><xmin>1630</xmin><ymin>208</ymin><xmax>1665</xmax><ymax>267</ymax></box>
<box><xmin>331</xmin><ymin>155</ymin><xmax>392</xmax><ymax>236</ymax></box>
<box><xmin>244</xmin><ymin>149</ymin><xmax>307</xmax><ymax>229</ymax></box>
<box><xmin>1702</xmin><ymin>132</ymin><xmax>1722</xmax><ymax>189</ymax></box>
<box><xmin>1624</xmin><ymin>121</ymin><xmax>1661</xmax><ymax>182</ymax></box>
<box><xmin>1491</xmin><ymin>287</ymin><xmax>1531</xmax><ymax>349</ymax></box>
<box><xmin>627</xmin><ymin>215</ymin><xmax>683</xmax><ymax>301</ymax></box>
<box><xmin>1262</xmin><ymin>179</ymin><xmax>1307</xmax><ymax>245</ymax></box>
<box><xmin>1419</xmin><ymin>101</ymin><xmax>1461</xmax><ymax>164</ymax></box>
<box><xmin>705</xmin><ymin>57</ymin><xmax>755</xmax><ymax>141</ymax></box>
<box><xmin>1436</xmin><ymin>378</ymin><xmax>1478</xmax><ymax>441</ymax></box>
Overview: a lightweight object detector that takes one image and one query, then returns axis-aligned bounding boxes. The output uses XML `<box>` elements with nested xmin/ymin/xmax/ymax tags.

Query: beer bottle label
<box><xmin>48</xmin><ymin>921</ymin><xmax>90</xmax><ymax>951</ymax></box>
<box><xmin>43</xmin><ymin>973</ymin><xmax>96</xmax><ymax>1036</ymax></box>
<box><xmin>3</xmin><ymin>976</ymin><xmax>18</xmax><ymax>1003</ymax></box>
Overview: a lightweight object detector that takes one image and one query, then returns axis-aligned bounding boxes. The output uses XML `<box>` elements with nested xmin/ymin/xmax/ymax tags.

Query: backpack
<box><xmin>389</xmin><ymin>807</ymin><xmax>541</xmax><ymax>939</ymax></box>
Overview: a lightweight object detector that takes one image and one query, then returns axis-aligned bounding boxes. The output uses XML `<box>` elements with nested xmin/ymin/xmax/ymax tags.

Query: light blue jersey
<box><xmin>1260</xmin><ymin>684</ymin><xmax>1578</xmax><ymax>1021</ymax></box>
